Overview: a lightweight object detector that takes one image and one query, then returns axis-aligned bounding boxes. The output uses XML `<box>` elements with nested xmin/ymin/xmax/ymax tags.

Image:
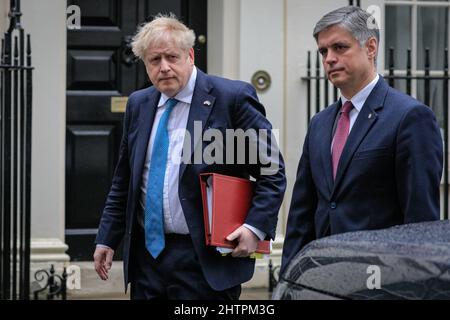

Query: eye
<box><xmin>149</xmin><ymin>56</ymin><xmax>160</xmax><ymax>64</ymax></box>
<box><xmin>334</xmin><ymin>44</ymin><xmax>348</xmax><ymax>52</ymax></box>
<box><xmin>168</xmin><ymin>55</ymin><xmax>179</xmax><ymax>62</ymax></box>
<box><xmin>319</xmin><ymin>48</ymin><xmax>327</xmax><ymax>56</ymax></box>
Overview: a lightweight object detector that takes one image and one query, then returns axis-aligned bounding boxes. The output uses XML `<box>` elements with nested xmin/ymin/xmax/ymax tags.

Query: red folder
<box><xmin>199</xmin><ymin>173</ymin><xmax>270</xmax><ymax>254</ymax></box>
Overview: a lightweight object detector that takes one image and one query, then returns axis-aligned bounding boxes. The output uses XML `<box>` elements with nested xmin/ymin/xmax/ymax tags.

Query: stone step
<box><xmin>66</xmin><ymin>261</ymin><xmax>129</xmax><ymax>300</ymax></box>
<box><xmin>65</xmin><ymin>261</ymin><xmax>270</xmax><ymax>300</ymax></box>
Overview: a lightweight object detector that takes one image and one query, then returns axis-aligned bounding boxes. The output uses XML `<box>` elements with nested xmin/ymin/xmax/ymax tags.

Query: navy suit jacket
<box><xmin>95</xmin><ymin>69</ymin><xmax>286</xmax><ymax>291</ymax></box>
<box><xmin>281</xmin><ymin>77</ymin><xmax>443</xmax><ymax>275</ymax></box>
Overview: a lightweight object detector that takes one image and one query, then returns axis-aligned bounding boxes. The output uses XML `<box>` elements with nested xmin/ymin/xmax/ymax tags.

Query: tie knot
<box><xmin>341</xmin><ymin>101</ymin><xmax>353</xmax><ymax>114</ymax></box>
<box><xmin>166</xmin><ymin>98</ymin><xmax>178</xmax><ymax>109</ymax></box>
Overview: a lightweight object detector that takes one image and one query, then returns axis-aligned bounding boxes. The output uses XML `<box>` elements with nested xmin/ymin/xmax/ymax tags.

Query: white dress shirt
<box><xmin>138</xmin><ymin>68</ymin><xmax>196</xmax><ymax>234</ymax></box>
<box><xmin>331</xmin><ymin>74</ymin><xmax>379</xmax><ymax>151</ymax></box>
<box><xmin>340</xmin><ymin>73</ymin><xmax>379</xmax><ymax>132</ymax></box>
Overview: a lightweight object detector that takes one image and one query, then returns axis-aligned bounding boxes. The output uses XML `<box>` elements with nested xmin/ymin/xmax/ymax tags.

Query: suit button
<box><xmin>330</xmin><ymin>202</ymin><xmax>337</xmax><ymax>209</ymax></box>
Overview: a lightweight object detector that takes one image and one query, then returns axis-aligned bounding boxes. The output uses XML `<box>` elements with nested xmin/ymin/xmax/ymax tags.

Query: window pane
<box><xmin>385</xmin><ymin>5</ymin><xmax>412</xmax><ymax>70</ymax></box>
<box><xmin>416</xmin><ymin>7</ymin><xmax>448</xmax><ymax>127</ymax></box>
<box><xmin>417</xmin><ymin>7</ymin><xmax>448</xmax><ymax>69</ymax></box>
<box><xmin>416</xmin><ymin>80</ymin><xmax>444</xmax><ymax>128</ymax></box>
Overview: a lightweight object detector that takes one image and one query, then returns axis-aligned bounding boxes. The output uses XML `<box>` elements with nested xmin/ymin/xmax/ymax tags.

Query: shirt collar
<box><xmin>158</xmin><ymin>67</ymin><xmax>197</xmax><ymax>108</ymax></box>
<box><xmin>340</xmin><ymin>73</ymin><xmax>379</xmax><ymax>112</ymax></box>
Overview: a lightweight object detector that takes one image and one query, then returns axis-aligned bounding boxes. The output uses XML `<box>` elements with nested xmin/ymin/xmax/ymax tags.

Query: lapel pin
<box><xmin>203</xmin><ymin>100</ymin><xmax>211</xmax><ymax>106</ymax></box>
<box><xmin>368</xmin><ymin>113</ymin><xmax>372</xmax><ymax>119</ymax></box>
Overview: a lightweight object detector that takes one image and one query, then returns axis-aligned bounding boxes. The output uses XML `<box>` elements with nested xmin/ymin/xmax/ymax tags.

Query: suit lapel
<box><xmin>132</xmin><ymin>89</ymin><xmax>160</xmax><ymax>194</ymax></box>
<box><xmin>320</xmin><ymin>102</ymin><xmax>340</xmax><ymax>194</ymax></box>
<box><xmin>332</xmin><ymin>77</ymin><xmax>389</xmax><ymax>193</ymax></box>
<box><xmin>179</xmin><ymin>70</ymin><xmax>216</xmax><ymax>179</ymax></box>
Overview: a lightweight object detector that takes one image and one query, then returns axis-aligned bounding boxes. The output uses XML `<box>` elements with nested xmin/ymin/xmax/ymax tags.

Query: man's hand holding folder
<box><xmin>200</xmin><ymin>173</ymin><xmax>271</xmax><ymax>258</ymax></box>
<box><xmin>226</xmin><ymin>225</ymin><xmax>259</xmax><ymax>258</ymax></box>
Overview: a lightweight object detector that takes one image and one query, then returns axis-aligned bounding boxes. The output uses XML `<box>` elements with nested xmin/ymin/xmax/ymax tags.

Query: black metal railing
<box><xmin>348</xmin><ymin>0</ymin><xmax>361</xmax><ymax>6</ymax></box>
<box><xmin>268</xmin><ymin>259</ymin><xmax>280</xmax><ymax>295</ymax></box>
<box><xmin>32</xmin><ymin>265</ymin><xmax>67</xmax><ymax>300</ymax></box>
<box><xmin>0</xmin><ymin>0</ymin><xmax>33</xmax><ymax>300</ymax></box>
<box><xmin>302</xmin><ymin>47</ymin><xmax>450</xmax><ymax>220</ymax></box>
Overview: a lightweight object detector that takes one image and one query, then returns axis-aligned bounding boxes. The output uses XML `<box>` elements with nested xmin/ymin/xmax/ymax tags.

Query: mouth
<box><xmin>328</xmin><ymin>69</ymin><xmax>344</xmax><ymax>76</ymax></box>
<box><xmin>159</xmin><ymin>77</ymin><xmax>175</xmax><ymax>82</ymax></box>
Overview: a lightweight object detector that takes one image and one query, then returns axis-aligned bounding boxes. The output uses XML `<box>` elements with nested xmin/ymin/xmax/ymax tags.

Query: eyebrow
<box><xmin>319</xmin><ymin>41</ymin><xmax>350</xmax><ymax>49</ymax></box>
<box><xmin>148</xmin><ymin>51</ymin><xmax>179</xmax><ymax>58</ymax></box>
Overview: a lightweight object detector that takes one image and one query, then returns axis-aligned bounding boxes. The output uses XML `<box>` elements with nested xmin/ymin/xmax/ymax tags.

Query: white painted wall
<box><xmin>239</xmin><ymin>0</ymin><xmax>286</xmax><ymax>238</ymax></box>
<box><xmin>20</xmin><ymin>0</ymin><xmax>67</xmax><ymax>243</ymax></box>
<box><xmin>208</xmin><ymin>0</ymin><xmax>241</xmax><ymax>79</ymax></box>
<box><xmin>0</xmin><ymin>1</ymin><xmax>8</xmax><ymax>33</ymax></box>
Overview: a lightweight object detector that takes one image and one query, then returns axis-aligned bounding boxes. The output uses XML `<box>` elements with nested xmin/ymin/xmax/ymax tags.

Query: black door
<box><xmin>66</xmin><ymin>0</ymin><xmax>207</xmax><ymax>261</ymax></box>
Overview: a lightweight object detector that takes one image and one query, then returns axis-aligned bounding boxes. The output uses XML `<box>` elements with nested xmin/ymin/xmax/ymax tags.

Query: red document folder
<box><xmin>199</xmin><ymin>173</ymin><xmax>270</xmax><ymax>254</ymax></box>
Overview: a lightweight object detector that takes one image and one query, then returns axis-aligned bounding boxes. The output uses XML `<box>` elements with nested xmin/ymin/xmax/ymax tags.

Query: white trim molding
<box><xmin>31</xmin><ymin>238</ymin><xmax>70</xmax><ymax>263</ymax></box>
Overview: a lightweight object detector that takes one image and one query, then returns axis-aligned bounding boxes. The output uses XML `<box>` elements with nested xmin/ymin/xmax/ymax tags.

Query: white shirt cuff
<box><xmin>243</xmin><ymin>224</ymin><xmax>266</xmax><ymax>241</ymax></box>
<box><xmin>96</xmin><ymin>244</ymin><xmax>112</xmax><ymax>250</ymax></box>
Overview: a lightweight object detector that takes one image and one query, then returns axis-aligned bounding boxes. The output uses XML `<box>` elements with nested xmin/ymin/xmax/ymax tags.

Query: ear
<box><xmin>365</xmin><ymin>37</ymin><xmax>378</xmax><ymax>62</ymax></box>
<box><xmin>188</xmin><ymin>47</ymin><xmax>195</xmax><ymax>65</ymax></box>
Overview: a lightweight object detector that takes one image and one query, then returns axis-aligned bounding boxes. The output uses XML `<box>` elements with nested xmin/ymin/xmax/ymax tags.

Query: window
<box><xmin>385</xmin><ymin>0</ymin><xmax>449</xmax><ymax>127</ymax></box>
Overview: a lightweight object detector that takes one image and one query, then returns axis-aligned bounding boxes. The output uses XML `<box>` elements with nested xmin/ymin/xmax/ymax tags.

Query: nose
<box><xmin>160</xmin><ymin>58</ymin><xmax>171</xmax><ymax>73</ymax></box>
<box><xmin>324</xmin><ymin>50</ymin><xmax>337</xmax><ymax>65</ymax></box>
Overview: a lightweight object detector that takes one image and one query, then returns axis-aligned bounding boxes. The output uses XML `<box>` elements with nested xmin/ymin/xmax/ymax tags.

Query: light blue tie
<box><xmin>145</xmin><ymin>98</ymin><xmax>178</xmax><ymax>258</ymax></box>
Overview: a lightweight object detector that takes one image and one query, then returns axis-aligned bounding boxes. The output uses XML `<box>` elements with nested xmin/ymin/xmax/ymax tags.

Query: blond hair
<box><xmin>131</xmin><ymin>13</ymin><xmax>196</xmax><ymax>60</ymax></box>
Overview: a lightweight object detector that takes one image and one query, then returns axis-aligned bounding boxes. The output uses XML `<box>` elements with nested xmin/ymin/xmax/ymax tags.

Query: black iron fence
<box><xmin>32</xmin><ymin>265</ymin><xmax>67</xmax><ymax>300</ymax></box>
<box><xmin>301</xmin><ymin>47</ymin><xmax>450</xmax><ymax>220</ymax></box>
<box><xmin>0</xmin><ymin>0</ymin><xmax>33</xmax><ymax>300</ymax></box>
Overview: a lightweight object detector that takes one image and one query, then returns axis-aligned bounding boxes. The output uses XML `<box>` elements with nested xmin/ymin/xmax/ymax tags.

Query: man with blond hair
<box><xmin>94</xmin><ymin>14</ymin><xmax>286</xmax><ymax>299</ymax></box>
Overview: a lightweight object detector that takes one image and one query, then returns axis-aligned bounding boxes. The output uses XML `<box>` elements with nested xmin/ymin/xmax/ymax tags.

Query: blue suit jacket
<box><xmin>95</xmin><ymin>69</ymin><xmax>286</xmax><ymax>291</ymax></box>
<box><xmin>281</xmin><ymin>77</ymin><xmax>443</xmax><ymax>275</ymax></box>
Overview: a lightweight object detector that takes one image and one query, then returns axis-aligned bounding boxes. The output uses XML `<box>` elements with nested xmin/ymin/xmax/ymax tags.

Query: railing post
<box><xmin>389</xmin><ymin>47</ymin><xmax>395</xmax><ymax>88</ymax></box>
<box><xmin>315</xmin><ymin>51</ymin><xmax>320</xmax><ymax>114</ymax></box>
<box><xmin>61</xmin><ymin>268</ymin><xmax>67</xmax><ymax>300</ymax></box>
<box><xmin>24</xmin><ymin>33</ymin><xmax>32</xmax><ymax>299</ymax></box>
<box><xmin>424</xmin><ymin>48</ymin><xmax>430</xmax><ymax>106</ymax></box>
<box><xmin>23</xmin><ymin>32</ymin><xmax>32</xmax><ymax>300</ymax></box>
<box><xmin>2</xmin><ymin>23</ymin><xmax>13</xmax><ymax>303</ymax></box>
<box><xmin>307</xmin><ymin>51</ymin><xmax>311</xmax><ymax>125</ymax></box>
<box><xmin>12</xmin><ymin>35</ymin><xmax>19</xmax><ymax>300</ymax></box>
<box><xmin>268</xmin><ymin>259</ymin><xmax>281</xmax><ymax>296</ymax></box>
<box><xmin>0</xmin><ymin>36</ymin><xmax>4</xmax><ymax>303</ymax></box>
<box><xmin>406</xmin><ymin>48</ymin><xmax>412</xmax><ymax>95</ymax></box>
<box><xmin>48</xmin><ymin>265</ymin><xmax>55</xmax><ymax>300</ymax></box>
<box><xmin>443</xmin><ymin>48</ymin><xmax>449</xmax><ymax>220</ymax></box>
<box><xmin>348</xmin><ymin>0</ymin><xmax>361</xmax><ymax>7</ymax></box>
<box><xmin>324</xmin><ymin>62</ymin><xmax>329</xmax><ymax>107</ymax></box>
<box><xmin>0</xmin><ymin>0</ymin><xmax>32</xmax><ymax>300</ymax></box>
